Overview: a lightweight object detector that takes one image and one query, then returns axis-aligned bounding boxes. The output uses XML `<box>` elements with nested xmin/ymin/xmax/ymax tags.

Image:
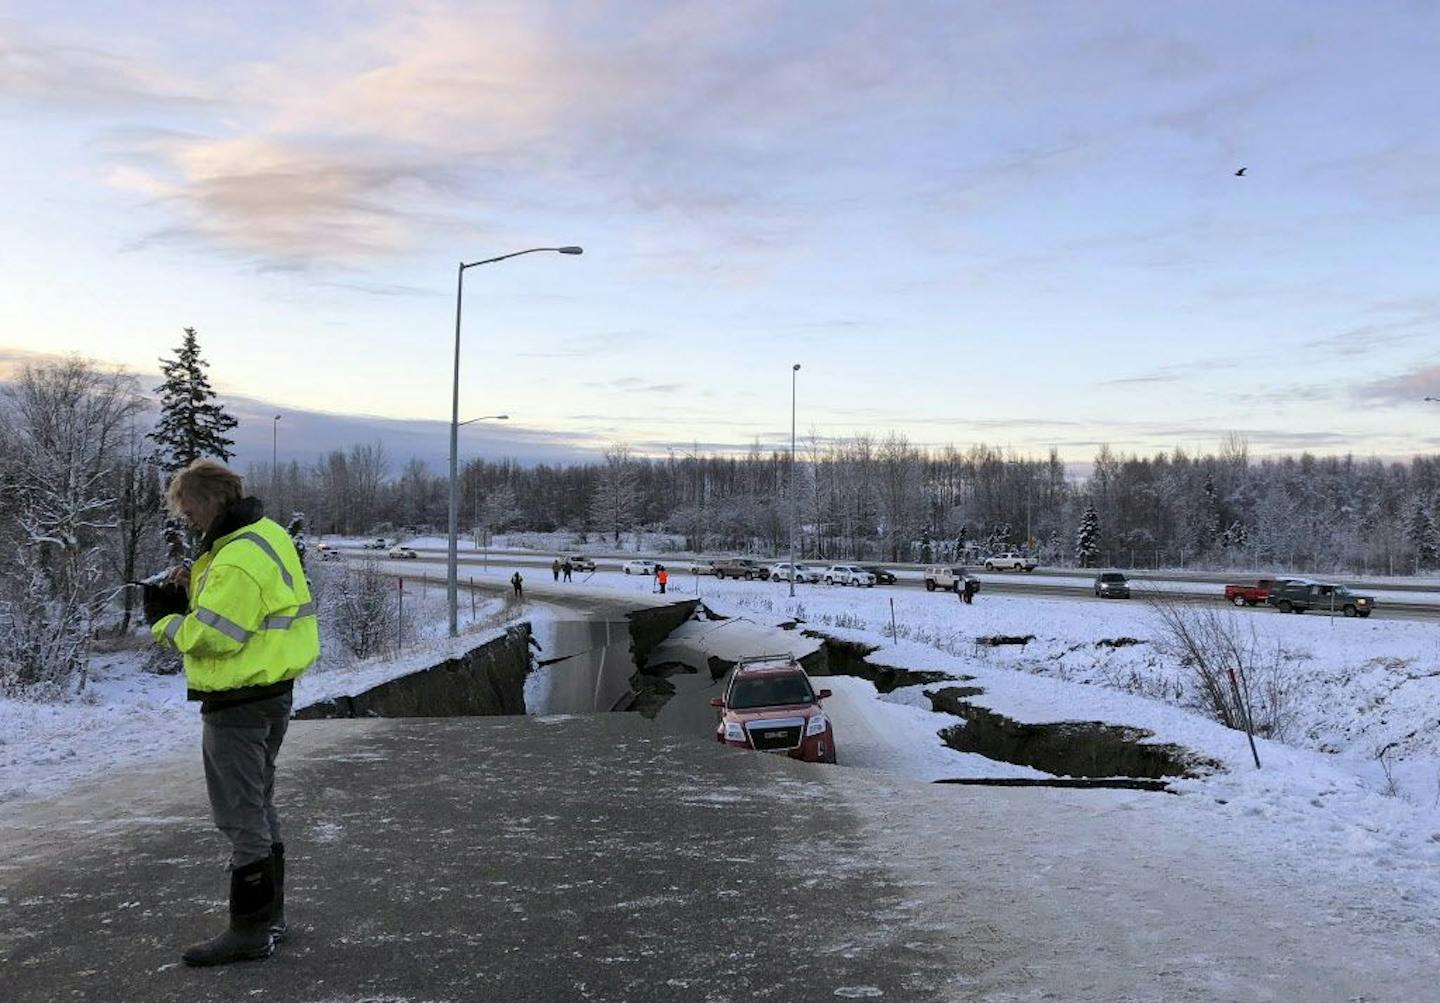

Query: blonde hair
<box><xmin>166</xmin><ymin>459</ymin><xmax>243</xmax><ymax>519</ymax></box>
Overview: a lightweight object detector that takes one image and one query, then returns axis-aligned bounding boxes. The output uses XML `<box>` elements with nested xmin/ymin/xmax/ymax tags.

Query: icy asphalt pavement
<box><xmin>5</xmin><ymin>710</ymin><xmax>1436</xmax><ymax>1001</ymax></box>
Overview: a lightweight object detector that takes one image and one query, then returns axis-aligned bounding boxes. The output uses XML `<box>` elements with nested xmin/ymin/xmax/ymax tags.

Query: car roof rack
<box><xmin>734</xmin><ymin>653</ymin><xmax>800</xmax><ymax>669</ymax></box>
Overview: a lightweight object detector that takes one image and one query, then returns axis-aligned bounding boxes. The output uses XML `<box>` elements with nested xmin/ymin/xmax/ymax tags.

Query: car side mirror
<box><xmin>709</xmin><ymin>697</ymin><xmax>724</xmax><ymax>708</ymax></box>
<box><xmin>817</xmin><ymin>689</ymin><xmax>832</xmax><ymax>699</ymax></box>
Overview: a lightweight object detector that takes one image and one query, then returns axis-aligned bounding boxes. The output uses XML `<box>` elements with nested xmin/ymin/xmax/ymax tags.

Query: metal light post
<box><xmin>789</xmin><ymin>363</ymin><xmax>801</xmax><ymax>598</ymax></box>
<box><xmin>271</xmin><ymin>414</ymin><xmax>281</xmax><ymax>508</ymax></box>
<box><xmin>448</xmin><ymin>246</ymin><xmax>581</xmax><ymax>637</ymax></box>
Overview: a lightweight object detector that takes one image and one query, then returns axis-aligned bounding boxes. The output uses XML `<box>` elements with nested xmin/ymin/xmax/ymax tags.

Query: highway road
<box><xmin>331</xmin><ymin>545</ymin><xmax>1439</xmax><ymax>622</ymax></box>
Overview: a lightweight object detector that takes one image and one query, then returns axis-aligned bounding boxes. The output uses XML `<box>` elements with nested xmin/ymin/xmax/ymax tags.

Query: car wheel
<box><xmin>1232</xmin><ymin>595</ymin><xmax>1248</xmax><ymax>607</ymax></box>
<box><xmin>823</xmin><ymin>576</ymin><xmax>832</xmax><ymax>585</ymax></box>
<box><xmin>866</xmin><ymin>582</ymin><xmax>874</xmax><ymax>588</ymax></box>
<box><xmin>1277</xmin><ymin>600</ymin><xmax>1292</xmax><ymax>613</ymax></box>
<box><xmin>1342</xmin><ymin>605</ymin><xmax>1357</xmax><ymax>618</ymax></box>
<box><xmin>925</xmin><ymin>579</ymin><xmax>936</xmax><ymax>592</ymax></box>
<box><xmin>623</xmin><ymin>568</ymin><xmax>630</xmax><ymax>575</ymax></box>
<box><xmin>985</xmin><ymin>562</ymin><xmax>994</xmax><ymax>571</ymax></box>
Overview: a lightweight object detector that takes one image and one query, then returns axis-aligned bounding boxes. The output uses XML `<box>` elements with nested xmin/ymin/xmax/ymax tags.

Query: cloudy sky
<box><xmin>3</xmin><ymin>0</ymin><xmax>1438</xmax><ymax>465</ymax></box>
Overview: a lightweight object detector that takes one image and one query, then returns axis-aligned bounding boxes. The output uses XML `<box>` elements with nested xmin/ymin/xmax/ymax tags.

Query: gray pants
<box><xmin>201</xmin><ymin>693</ymin><xmax>292</xmax><ymax>869</ymax></box>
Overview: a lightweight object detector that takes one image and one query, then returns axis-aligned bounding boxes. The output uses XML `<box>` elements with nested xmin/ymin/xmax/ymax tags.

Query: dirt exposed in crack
<box><xmin>927</xmin><ymin>685</ymin><xmax>1220</xmax><ymax>780</ymax></box>
<box><xmin>975</xmin><ymin>634</ymin><xmax>1036</xmax><ymax>648</ymax></box>
<box><xmin>628</xmin><ymin>661</ymin><xmax>698</xmax><ymax>719</ymax></box>
<box><xmin>804</xmin><ymin>634</ymin><xmax>965</xmax><ymax>692</ymax></box>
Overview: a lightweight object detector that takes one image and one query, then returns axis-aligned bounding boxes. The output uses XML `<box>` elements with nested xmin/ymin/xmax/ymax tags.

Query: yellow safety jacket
<box><xmin>152</xmin><ymin>515</ymin><xmax>319</xmax><ymax>697</ymax></box>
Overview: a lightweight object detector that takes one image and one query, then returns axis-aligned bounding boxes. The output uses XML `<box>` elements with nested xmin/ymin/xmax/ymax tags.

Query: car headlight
<box><xmin>1357</xmin><ymin>598</ymin><xmax>1368</xmax><ymax>604</ymax></box>
<box><xmin>805</xmin><ymin>713</ymin><xmax>829</xmax><ymax>737</ymax></box>
<box><xmin>724</xmin><ymin>721</ymin><xmax>746</xmax><ymax>742</ymax></box>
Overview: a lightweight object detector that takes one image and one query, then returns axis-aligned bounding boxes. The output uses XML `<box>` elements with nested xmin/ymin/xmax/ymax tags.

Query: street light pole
<box><xmin>271</xmin><ymin>414</ymin><xmax>281</xmax><ymax>509</ymax></box>
<box><xmin>448</xmin><ymin>247</ymin><xmax>582</xmax><ymax>637</ymax></box>
<box><xmin>789</xmin><ymin>363</ymin><xmax>801</xmax><ymax>598</ymax></box>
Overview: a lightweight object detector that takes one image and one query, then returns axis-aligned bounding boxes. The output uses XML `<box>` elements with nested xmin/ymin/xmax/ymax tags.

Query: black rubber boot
<box><xmin>270</xmin><ymin>842</ymin><xmax>287</xmax><ymax>943</ymax></box>
<box><xmin>181</xmin><ymin>857</ymin><xmax>275</xmax><ymax>967</ymax></box>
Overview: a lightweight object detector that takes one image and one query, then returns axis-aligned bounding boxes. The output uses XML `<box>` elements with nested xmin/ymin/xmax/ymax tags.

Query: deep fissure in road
<box><xmin>298</xmin><ymin>600</ymin><xmax>700</xmax><ymax>720</ymax></box>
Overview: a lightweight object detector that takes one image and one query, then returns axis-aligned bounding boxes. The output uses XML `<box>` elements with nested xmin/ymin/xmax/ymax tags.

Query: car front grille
<box><xmin>748</xmin><ymin>722</ymin><xmax>804</xmax><ymax>751</ymax></box>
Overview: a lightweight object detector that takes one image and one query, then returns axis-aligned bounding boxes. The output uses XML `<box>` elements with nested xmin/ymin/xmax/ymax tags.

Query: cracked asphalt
<box><xmin>1</xmin><ymin>714</ymin><xmax>980</xmax><ymax>1002</ymax></box>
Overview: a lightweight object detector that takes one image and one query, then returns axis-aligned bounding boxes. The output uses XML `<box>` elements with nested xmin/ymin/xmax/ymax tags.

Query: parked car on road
<box><xmin>1266</xmin><ymin>580</ymin><xmax>1374</xmax><ymax>617</ymax></box>
<box><xmin>984</xmin><ymin>552</ymin><xmax>1038</xmax><ymax>572</ymax></box>
<box><xmin>362</xmin><ymin>538</ymin><xmax>387</xmax><ymax>550</ymax></box>
<box><xmin>388</xmin><ymin>546</ymin><xmax>418</xmax><ymax>559</ymax></box>
<box><xmin>1224</xmin><ymin>577</ymin><xmax>1295</xmax><ymax>607</ymax></box>
<box><xmin>562</xmin><ymin>554</ymin><xmax>596</xmax><ymax>572</ymax></box>
<box><xmin>860</xmin><ymin>565</ymin><xmax>897</xmax><ymax>585</ymax></box>
<box><xmin>316</xmin><ymin>543</ymin><xmax>342</xmax><ymax>562</ymax></box>
<box><xmin>713</xmin><ymin>558</ymin><xmax>761</xmax><ymax>580</ymax></box>
<box><xmin>685</xmin><ymin>559</ymin><xmax>717</xmax><ymax>575</ymax></box>
<box><xmin>622</xmin><ymin>559</ymin><xmax>657</xmax><ymax>576</ymax></box>
<box><xmin>1093</xmin><ymin>572</ymin><xmax>1131</xmax><ymax>599</ymax></box>
<box><xmin>768</xmin><ymin>562</ymin><xmax>821</xmax><ymax>583</ymax></box>
<box><xmin>822</xmin><ymin>565</ymin><xmax>876</xmax><ymax>587</ymax></box>
<box><xmin>924</xmin><ymin>566</ymin><xmax>977</xmax><ymax>592</ymax></box>
<box><xmin>711</xmin><ymin>656</ymin><xmax>836</xmax><ymax>764</ymax></box>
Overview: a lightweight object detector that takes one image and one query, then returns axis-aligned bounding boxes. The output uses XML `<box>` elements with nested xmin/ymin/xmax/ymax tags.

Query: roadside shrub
<box><xmin>322</xmin><ymin>559</ymin><xmax>402</xmax><ymax>661</ymax></box>
<box><xmin>1149</xmin><ymin>597</ymin><xmax>1296</xmax><ymax>740</ymax></box>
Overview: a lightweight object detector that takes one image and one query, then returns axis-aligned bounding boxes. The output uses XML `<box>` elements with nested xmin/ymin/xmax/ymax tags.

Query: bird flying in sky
<box><xmin>1235</xmin><ymin>167</ymin><xmax>1247</xmax><ymax>176</ymax></box>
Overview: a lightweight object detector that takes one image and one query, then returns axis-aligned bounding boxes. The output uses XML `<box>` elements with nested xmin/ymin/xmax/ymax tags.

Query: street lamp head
<box><xmin>792</xmin><ymin>363</ymin><xmax>801</xmax><ymax>371</ymax></box>
<box><xmin>557</xmin><ymin>246</ymin><xmax>584</xmax><ymax>255</ymax></box>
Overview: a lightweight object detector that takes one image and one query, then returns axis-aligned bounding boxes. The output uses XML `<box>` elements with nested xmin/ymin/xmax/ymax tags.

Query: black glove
<box><xmin>142</xmin><ymin>583</ymin><xmax>189</xmax><ymax>626</ymax></box>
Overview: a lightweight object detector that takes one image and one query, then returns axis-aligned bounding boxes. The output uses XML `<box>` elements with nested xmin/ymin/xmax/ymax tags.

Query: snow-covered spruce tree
<box><xmin>1409</xmin><ymin>500</ymin><xmax>1438</xmax><ymax>570</ymax></box>
<box><xmin>1075</xmin><ymin>501</ymin><xmax>1101</xmax><ymax>568</ymax></box>
<box><xmin>0</xmin><ymin>359</ymin><xmax>144</xmax><ymax>695</ymax></box>
<box><xmin>148</xmin><ymin>327</ymin><xmax>237</xmax><ymax>472</ymax></box>
<box><xmin>286</xmin><ymin>512</ymin><xmax>308</xmax><ymax>567</ymax></box>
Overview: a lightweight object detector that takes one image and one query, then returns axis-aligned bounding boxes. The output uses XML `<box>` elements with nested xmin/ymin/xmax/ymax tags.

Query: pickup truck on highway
<box><xmin>983</xmin><ymin>552</ymin><xmax>1038</xmax><ymax>572</ymax></box>
<box><xmin>713</xmin><ymin>558</ymin><xmax>762</xmax><ymax>580</ymax></box>
<box><xmin>1224</xmin><ymin>578</ymin><xmax>1292</xmax><ymax>607</ymax></box>
<box><xmin>1266</xmin><ymin>580</ymin><xmax>1375</xmax><ymax>617</ymax></box>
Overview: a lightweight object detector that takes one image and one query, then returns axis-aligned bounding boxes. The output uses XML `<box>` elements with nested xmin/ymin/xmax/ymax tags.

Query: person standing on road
<box><xmin>511</xmin><ymin>571</ymin><xmax>524</xmax><ymax>598</ymax></box>
<box><xmin>962</xmin><ymin>576</ymin><xmax>978</xmax><ymax>605</ymax></box>
<box><xmin>562</xmin><ymin>559</ymin><xmax>573</xmax><ymax>582</ymax></box>
<box><xmin>551</xmin><ymin>559</ymin><xmax>560</xmax><ymax>582</ymax></box>
<box><xmin>656</xmin><ymin>565</ymin><xmax>669</xmax><ymax>594</ymax></box>
<box><xmin>146</xmin><ymin>460</ymin><xmax>318</xmax><ymax>968</ymax></box>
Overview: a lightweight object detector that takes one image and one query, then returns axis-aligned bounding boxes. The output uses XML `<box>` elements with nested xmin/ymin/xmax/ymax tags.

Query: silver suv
<box><xmin>924</xmin><ymin>566</ymin><xmax>977</xmax><ymax>592</ymax></box>
<box><xmin>823</xmin><ymin>565</ymin><xmax>876</xmax><ymax>587</ymax></box>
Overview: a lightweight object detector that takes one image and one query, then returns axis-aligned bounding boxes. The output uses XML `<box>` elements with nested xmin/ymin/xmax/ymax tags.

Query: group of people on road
<box><xmin>550</xmin><ymin>558</ymin><xmax>578</xmax><ymax>582</ymax></box>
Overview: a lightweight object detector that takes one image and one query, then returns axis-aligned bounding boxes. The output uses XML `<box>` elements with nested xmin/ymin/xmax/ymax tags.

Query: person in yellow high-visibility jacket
<box><xmin>146</xmin><ymin>459</ymin><xmax>318</xmax><ymax>968</ymax></box>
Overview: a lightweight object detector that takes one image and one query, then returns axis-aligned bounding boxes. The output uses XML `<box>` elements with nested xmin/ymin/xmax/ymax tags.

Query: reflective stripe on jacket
<box><xmin>152</xmin><ymin>516</ymin><xmax>319</xmax><ymax>694</ymax></box>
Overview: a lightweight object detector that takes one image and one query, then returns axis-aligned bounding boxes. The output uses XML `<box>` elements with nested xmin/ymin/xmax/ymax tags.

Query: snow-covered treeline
<box><xmin>0</xmin><ymin>359</ymin><xmax>160</xmax><ymax>695</ymax></box>
<box><xmin>252</xmin><ymin>434</ymin><xmax>1440</xmax><ymax>575</ymax></box>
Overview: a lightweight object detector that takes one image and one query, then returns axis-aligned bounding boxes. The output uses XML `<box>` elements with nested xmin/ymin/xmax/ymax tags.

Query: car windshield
<box><xmin>1101</xmin><ymin>573</ymin><xmax>1125</xmax><ymax>582</ymax></box>
<box><xmin>728</xmin><ymin>674</ymin><xmax>815</xmax><ymax>709</ymax></box>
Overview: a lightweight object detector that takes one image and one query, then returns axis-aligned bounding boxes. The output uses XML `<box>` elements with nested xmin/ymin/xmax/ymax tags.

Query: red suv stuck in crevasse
<box><xmin>711</xmin><ymin>656</ymin><xmax>837</xmax><ymax>764</ymax></box>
